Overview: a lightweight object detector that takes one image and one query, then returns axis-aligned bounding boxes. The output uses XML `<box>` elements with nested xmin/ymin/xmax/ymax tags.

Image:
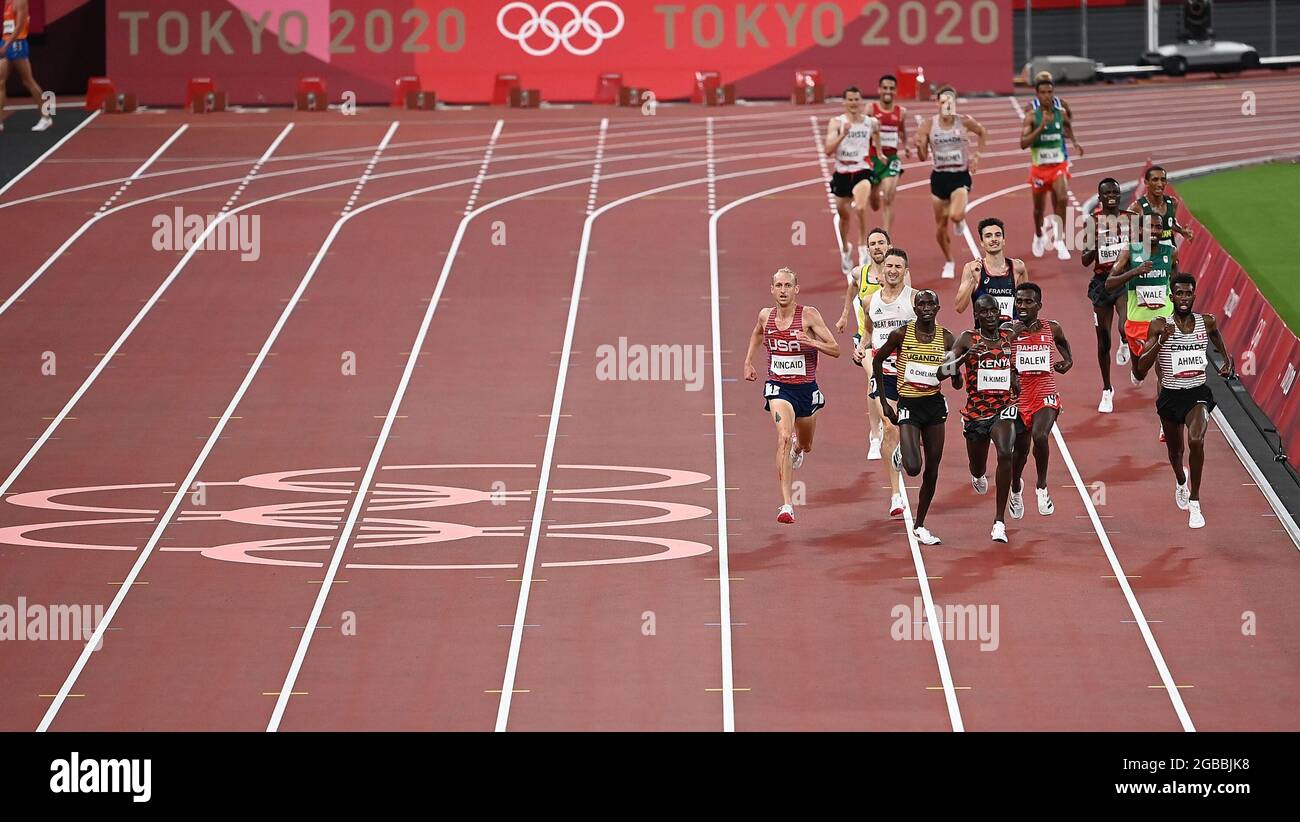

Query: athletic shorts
<box><xmin>1088</xmin><ymin>275</ymin><xmax>1124</xmax><ymax>309</ymax></box>
<box><xmin>764</xmin><ymin>380</ymin><xmax>825</xmax><ymax>419</ymax></box>
<box><xmin>870</xmin><ymin>373</ymin><xmax>899</xmax><ymax>402</ymax></box>
<box><xmin>1125</xmin><ymin>318</ymin><xmax>1153</xmax><ymax>358</ymax></box>
<box><xmin>1018</xmin><ymin>390</ymin><xmax>1061</xmax><ymax>427</ymax></box>
<box><xmin>962</xmin><ymin>405</ymin><xmax>1026</xmax><ymax>441</ymax></box>
<box><xmin>3</xmin><ymin>39</ymin><xmax>30</xmax><ymax>61</ymax></box>
<box><xmin>1156</xmin><ymin>384</ymin><xmax>1215</xmax><ymax>424</ymax></box>
<box><xmin>871</xmin><ymin>154</ymin><xmax>903</xmax><ymax>180</ymax></box>
<box><xmin>896</xmin><ymin>393</ymin><xmax>948</xmax><ymax>428</ymax></box>
<box><xmin>830</xmin><ymin>169</ymin><xmax>874</xmax><ymax>198</ymax></box>
<box><xmin>930</xmin><ymin>170</ymin><xmax>972</xmax><ymax>200</ymax></box>
<box><xmin>1029</xmin><ymin>162</ymin><xmax>1070</xmax><ymax>191</ymax></box>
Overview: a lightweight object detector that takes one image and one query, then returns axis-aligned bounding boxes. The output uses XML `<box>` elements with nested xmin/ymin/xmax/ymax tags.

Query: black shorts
<box><xmin>830</xmin><ymin>169</ymin><xmax>875</xmax><ymax>198</ymax></box>
<box><xmin>870</xmin><ymin>373</ymin><xmax>899</xmax><ymax>402</ymax></box>
<box><xmin>764</xmin><ymin>380</ymin><xmax>825</xmax><ymax>418</ymax></box>
<box><xmin>930</xmin><ymin>170</ymin><xmax>972</xmax><ymax>200</ymax></box>
<box><xmin>896</xmin><ymin>393</ymin><xmax>948</xmax><ymax>428</ymax></box>
<box><xmin>962</xmin><ymin>405</ymin><xmax>1026</xmax><ymax>441</ymax></box>
<box><xmin>1088</xmin><ymin>275</ymin><xmax>1124</xmax><ymax>309</ymax></box>
<box><xmin>1156</xmin><ymin>384</ymin><xmax>1216</xmax><ymax>424</ymax></box>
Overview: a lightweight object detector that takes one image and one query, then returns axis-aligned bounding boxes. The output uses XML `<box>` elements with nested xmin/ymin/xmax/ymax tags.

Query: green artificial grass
<box><xmin>1177</xmin><ymin>161</ymin><xmax>1300</xmax><ymax>335</ymax></box>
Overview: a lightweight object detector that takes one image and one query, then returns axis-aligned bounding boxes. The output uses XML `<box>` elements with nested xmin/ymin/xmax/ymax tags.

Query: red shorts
<box><xmin>1029</xmin><ymin>162</ymin><xmax>1070</xmax><ymax>191</ymax></box>
<box><xmin>1018</xmin><ymin>385</ymin><xmax>1061</xmax><ymax>427</ymax></box>
<box><xmin>1125</xmin><ymin>318</ymin><xmax>1149</xmax><ymax>357</ymax></box>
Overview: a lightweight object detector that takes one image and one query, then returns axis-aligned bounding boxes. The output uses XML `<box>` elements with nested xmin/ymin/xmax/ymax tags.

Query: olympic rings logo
<box><xmin>496</xmin><ymin>1</ymin><xmax>626</xmax><ymax>57</ymax></box>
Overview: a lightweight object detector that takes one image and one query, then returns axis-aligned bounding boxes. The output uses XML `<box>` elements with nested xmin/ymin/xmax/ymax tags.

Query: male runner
<box><xmin>744</xmin><ymin>267</ymin><xmax>841</xmax><ymax>524</ymax></box>
<box><xmin>1134</xmin><ymin>275</ymin><xmax>1234</xmax><ymax>529</ymax></box>
<box><xmin>825</xmin><ymin>87</ymin><xmax>881</xmax><ymax>275</ymax></box>
<box><xmin>944</xmin><ymin>295</ymin><xmax>1023</xmax><ymax>543</ymax></box>
<box><xmin>915</xmin><ymin>86</ymin><xmax>987</xmax><ymax>280</ymax></box>
<box><xmin>836</xmin><ymin>226</ymin><xmax>893</xmax><ymax>459</ymax></box>
<box><xmin>1020</xmin><ymin>73</ymin><xmax>1082</xmax><ymax>260</ymax></box>
<box><xmin>1082</xmin><ymin>177</ymin><xmax>1130</xmax><ymax>412</ymax></box>
<box><xmin>955</xmin><ymin>217</ymin><xmax>1028</xmax><ymax>321</ymax></box>
<box><xmin>856</xmin><ymin>247</ymin><xmax>915</xmax><ymax>517</ymax></box>
<box><xmin>875</xmin><ymin>289</ymin><xmax>959</xmax><ymax>545</ymax></box>
<box><xmin>0</xmin><ymin>0</ymin><xmax>52</xmax><ymax>132</ymax></box>
<box><xmin>867</xmin><ymin>74</ymin><xmax>910</xmax><ymax>234</ymax></box>
<box><xmin>1008</xmin><ymin>282</ymin><xmax>1073</xmax><ymax>519</ymax></box>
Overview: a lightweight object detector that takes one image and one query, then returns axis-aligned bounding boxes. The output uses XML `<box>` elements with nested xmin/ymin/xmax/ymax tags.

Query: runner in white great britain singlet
<box><xmin>1158</xmin><ymin>313</ymin><xmax>1209</xmax><ymax>390</ymax></box>
<box><xmin>834</xmin><ymin>113</ymin><xmax>877</xmax><ymax>174</ymax></box>
<box><xmin>929</xmin><ymin>114</ymin><xmax>969</xmax><ymax>173</ymax></box>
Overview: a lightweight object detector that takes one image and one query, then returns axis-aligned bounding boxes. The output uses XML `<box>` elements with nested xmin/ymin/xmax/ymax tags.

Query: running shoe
<box><xmin>892</xmin><ymin>444</ymin><xmax>903</xmax><ymax>474</ymax></box>
<box><xmin>1031</xmin><ymin>232</ymin><xmax>1046</xmax><ymax>258</ymax></box>
<box><xmin>1188</xmin><ymin>500</ymin><xmax>1205</xmax><ymax>529</ymax></box>
<box><xmin>913</xmin><ymin>526</ymin><xmax>942</xmax><ymax>545</ymax></box>
<box><xmin>792</xmin><ymin>437</ymin><xmax>805</xmax><ymax>469</ymax></box>
<box><xmin>777</xmin><ymin>504</ymin><xmax>796</xmax><ymax>524</ymax></box>
<box><xmin>1098</xmin><ymin>388</ymin><xmax>1114</xmax><ymax>413</ymax></box>
<box><xmin>32</xmin><ymin>117</ymin><xmax>53</xmax><ymax>132</ymax></box>
<box><xmin>991</xmin><ymin>521</ymin><xmax>1008</xmax><ymax>543</ymax></box>
<box><xmin>1008</xmin><ymin>486</ymin><xmax>1025</xmax><ymax>519</ymax></box>
<box><xmin>1036</xmin><ymin>487</ymin><xmax>1055</xmax><ymax>515</ymax></box>
<box><xmin>868</xmin><ymin>437</ymin><xmax>882</xmax><ymax>461</ymax></box>
<box><xmin>940</xmin><ymin>260</ymin><xmax>955</xmax><ymax>279</ymax></box>
<box><xmin>841</xmin><ymin>249</ymin><xmax>854</xmax><ymax>276</ymax></box>
<box><xmin>1116</xmin><ymin>344</ymin><xmax>1131</xmax><ymax>366</ymax></box>
<box><xmin>971</xmin><ymin>474</ymin><xmax>989</xmax><ymax>495</ymax></box>
<box><xmin>1175</xmin><ymin>479</ymin><xmax>1190</xmax><ymax>511</ymax></box>
<box><xmin>1130</xmin><ymin>370</ymin><xmax>1143</xmax><ymax>387</ymax></box>
<box><xmin>890</xmin><ymin>493</ymin><xmax>905</xmax><ymax>518</ymax></box>
<box><xmin>1054</xmin><ymin>239</ymin><xmax>1070</xmax><ymax>260</ymax></box>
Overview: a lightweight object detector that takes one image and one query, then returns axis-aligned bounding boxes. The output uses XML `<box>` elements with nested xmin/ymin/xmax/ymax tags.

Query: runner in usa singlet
<box><xmin>764</xmin><ymin>303</ymin><xmax>818</xmax><ymax>384</ymax></box>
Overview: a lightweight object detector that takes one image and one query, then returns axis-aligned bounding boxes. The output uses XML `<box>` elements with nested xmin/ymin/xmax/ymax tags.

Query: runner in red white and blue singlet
<box><xmin>765</xmin><ymin>304</ymin><xmax>819</xmax><ymax>384</ymax></box>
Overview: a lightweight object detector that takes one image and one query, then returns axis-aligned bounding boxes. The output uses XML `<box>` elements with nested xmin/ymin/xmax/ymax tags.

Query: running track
<box><xmin>1</xmin><ymin>76</ymin><xmax>1298</xmax><ymax>731</ymax></box>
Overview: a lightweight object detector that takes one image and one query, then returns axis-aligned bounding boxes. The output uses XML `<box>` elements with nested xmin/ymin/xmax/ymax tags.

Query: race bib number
<box><xmin>977</xmin><ymin>367</ymin><xmax>1012</xmax><ymax>392</ymax></box>
<box><xmin>1173</xmin><ymin>349</ymin><xmax>1208</xmax><ymax>377</ymax></box>
<box><xmin>1137</xmin><ymin>283</ymin><xmax>1168</xmax><ymax>308</ymax></box>
<box><xmin>3</xmin><ymin>22</ymin><xmax>14</xmax><ymax>36</ymax></box>
<box><xmin>897</xmin><ymin>406</ymin><xmax>911</xmax><ymax>422</ymax></box>
<box><xmin>881</xmin><ymin>129</ymin><xmax>899</xmax><ymax>149</ymax></box>
<box><xmin>764</xmin><ymin>382</ymin><xmax>781</xmax><ymax>398</ymax></box>
<box><xmin>770</xmin><ymin>354</ymin><xmax>807</xmax><ymax>377</ymax></box>
<box><xmin>999</xmin><ymin>404</ymin><xmax>1020</xmax><ymax>420</ymax></box>
<box><xmin>1016</xmin><ymin>347</ymin><xmax>1052</xmax><ymax>373</ymax></box>
<box><xmin>903</xmin><ymin>361</ymin><xmax>940</xmax><ymax>387</ymax></box>
<box><xmin>1034</xmin><ymin>146</ymin><xmax>1064</xmax><ymax>165</ymax></box>
<box><xmin>995</xmin><ymin>295</ymin><xmax>1015</xmax><ymax>318</ymax></box>
<box><xmin>812</xmin><ymin>389</ymin><xmax>826</xmax><ymax>407</ymax></box>
<box><xmin>1043</xmin><ymin>394</ymin><xmax>1059</xmax><ymax>408</ymax></box>
<box><xmin>935</xmin><ymin>148</ymin><xmax>964</xmax><ymax>167</ymax></box>
<box><xmin>1098</xmin><ymin>243</ymin><xmax>1123</xmax><ymax>264</ymax></box>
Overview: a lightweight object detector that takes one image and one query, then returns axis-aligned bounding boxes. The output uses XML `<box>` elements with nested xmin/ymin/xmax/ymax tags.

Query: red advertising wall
<box><xmin>106</xmin><ymin>0</ymin><xmax>1013</xmax><ymax>105</ymax></box>
<box><xmin>1134</xmin><ymin>171</ymin><xmax>1300</xmax><ymax>457</ymax></box>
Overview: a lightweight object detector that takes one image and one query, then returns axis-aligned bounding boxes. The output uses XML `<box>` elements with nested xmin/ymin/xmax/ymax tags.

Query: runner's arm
<box><xmin>941</xmin><ymin>331</ymin><xmax>972</xmax><ymax>376</ymax></box>
<box><xmin>743</xmin><ymin>309</ymin><xmax>767</xmax><ymax>381</ymax></box>
<box><xmin>1062</xmin><ymin>103</ymin><xmax>1084</xmax><ymax>156</ymax></box>
<box><xmin>943</xmin><ymin>329</ymin><xmax>963</xmax><ymax>388</ymax></box>
<box><xmin>825</xmin><ymin>117</ymin><xmax>845</xmax><ymax>156</ymax></box>
<box><xmin>953</xmin><ymin>262</ymin><xmax>980</xmax><ymax>314</ymax></box>
<box><xmin>798</xmin><ymin>307</ymin><xmax>841</xmax><ymax>358</ymax></box>
<box><xmin>1105</xmin><ymin>249</ymin><xmax>1153</xmax><ymax>293</ymax></box>
<box><xmin>914</xmin><ymin>118</ymin><xmax>931</xmax><ymax>162</ymax></box>
<box><xmin>1050</xmin><ymin>320</ymin><xmax>1074</xmax><ymax>373</ymax></box>
<box><xmin>1080</xmin><ymin>217</ymin><xmax>1098</xmax><ymax>268</ymax></box>
<box><xmin>872</xmin><ymin>326</ymin><xmax>903</xmax><ymax>378</ymax></box>
<box><xmin>1169</xmin><ymin>199</ymin><xmax>1194</xmax><ymax>241</ymax></box>
<box><xmin>897</xmin><ymin>106</ymin><xmax>910</xmax><ymax>158</ymax></box>
<box><xmin>1205</xmin><ymin>314</ymin><xmax>1235</xmax><ymax>377</ymax></box>
<box><xmin>962</xmin><ymin>115</ymin><xmax>987</xmax><ymax>171</ymax></box>
<box><xmin>1013</xmin><ymin>258</ymin><xmax>1029</xmax><ymax>286</ymax></box>
<box><xmin>1019</xmin><ymin>110</ymin><xmax>1044</xmax><ymax>149</ymax></box>
<box><xmin>837</xmin><ymin>274</ymin><xmax>858</xmax><ymax>333</ymax></box>
<box><xmin>1134</xmin><ymin>318</ymin><xmax>1171</xmax><ymax>380</ymax></box>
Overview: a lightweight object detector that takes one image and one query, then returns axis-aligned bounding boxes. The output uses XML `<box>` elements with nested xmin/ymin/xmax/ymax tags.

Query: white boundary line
<box><xmin>0</xmin><ymin>111</ymin><xmax>100</xmax><ymax>199</ymax></box>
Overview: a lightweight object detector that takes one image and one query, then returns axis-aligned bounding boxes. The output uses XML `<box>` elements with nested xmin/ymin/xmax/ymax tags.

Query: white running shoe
<box><xmin>1188</xmin><ymin>500</ymin><xmax>1205</xmax><ymax>529</ymax></box>
<box><xmin>1130</xmin><ymin>370</ymin><xmax>1143</xmax><ymax>387</ymax></box>
<box><xmin>841</xmin><ymin>249</ymin><xmax>854</xmax><ymax>276</ymax></box>
<box><xmin>1036</xmin><ymin>487</ymin><xmax>1055</xmax><ymax>515</ymax></box>
<box><xmin>1098</xmin><ymin>389</ymin><xmax>1114</xmax><ymax>413</ymax></box>
<box><xmin>1116</xmin><ymin>344</ymin><xmax>1130</xmax><ymax>366</ymax></box>
<box><xmin>991</xmin><ymin>521</ymin><xmax>1008</xmax><ymax>543</ymax></box>
<box><xmin>858</xmin><ymin>245</ymin><xmax>869</xmax><ymax>267</ymax></box>
<box><xmin>777</xmin><ymin>503</ymin><xmax>796</xmax><ymax>524</ymax></box>
<box><xmin>32</xmin><ymin>117</ymin><xmax>53</xmax><ymax>132</ymax></box>
<box><xmin>792</xmin><ymin>446</ymin><xmax>805</xmax><ymax>470</ymax></box>
<box><xmin>868</xmin><ymin>438</ymin><xmax>882</xmax><ymax>460</ymax></box>
<box><xmin>1009</xmin><ymin>487</ymin><xmax>1025</xmax><ymax>519</ymax></box>
<box><xmin>971</xmin><ymin>474</ymin><xmax>989</xmax><ymax>495</ymax></box>
<box><xmin>890</xmin><ymin>493</ymin><xmax>905</xmax><ymax>518</ymax></box>
<box><xmin>913</xmin><ymin>526</ymin><xmax>942</xmax><ymax>546</ymax></box>
<box><xmin>1031</xmin><ymin>232</ymin><xmax>1046</xmax><ymax>258</ymax></box>
<box><xmin>892</xmin><ymin>444</ymin><xmax>903</xmax><ymax>474</ymax></box>
<box><xmin>940</xmin><ymin>261</ymin><xmax>956</xmax><ymax>279</ymax></box>
<box><xmin>1054</xmin><ymin>239</ymin><xmax>1070</xmax><ymax>260</ymax></box>
<box><xmin>1175</xmin><ymin>479</ymin><xmax>1190</xmax><ymax>510</ymax></box>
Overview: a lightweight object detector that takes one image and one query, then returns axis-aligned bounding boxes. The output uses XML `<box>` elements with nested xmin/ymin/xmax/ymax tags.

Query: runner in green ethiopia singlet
<box><xmin>1029</xmin><ymin>107</ymin><xmax>1066</xmax><ymax>166</ymax></box>
<box><xmin>1125</xmin><ymin>237</ymin><xmax>1174</xmax><ymax>323</ymax></box>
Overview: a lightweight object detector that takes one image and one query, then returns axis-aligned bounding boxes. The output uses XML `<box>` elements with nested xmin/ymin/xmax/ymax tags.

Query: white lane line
<box><xmin>33</xmin><ymin>125</ymin><xmax>398</xmax><ymax>732</ymax></box>
<box><xmin>342</xmin><ymin>122</ymin><xmax>400</xmax><ymax>215</ymax></box>
<box><xmin>463</xmin><ymin>119</ymin><xmax>504</xmax><ymax>215</ymax></box>
<box><xmin>705</xmin><ymin>117</ymin><xmax>717</xmax><ymax>215</ymax></box>
<box><xmin>586</xmin><ymin>119</ymin><xmax>608</xmax><ymax>215</ymax></box>
<box><xmin>95</xmin><ymin>126</ymin><xmax>189</xmax><ymax>214</ymax></box>
<box><xmin>0</xmin><ymin>111</ymin><xmax>101</xmax><ymax>199</ymax></box>
<box><xmin>494</xmin><ymin>156</ymin><xmax>820</xmax><ymax>732</ymax></box>
<box><xmin>221</xmin><ymin>124</ymin><xmax>294</xmax><ymax>214</ymax></box>
<box><xmin>1009</xmin><ymin>96</ymin><xmax>1025</xmax><ymax>119</ymax></box>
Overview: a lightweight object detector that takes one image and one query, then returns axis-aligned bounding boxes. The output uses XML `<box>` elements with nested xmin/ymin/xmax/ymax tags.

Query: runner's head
<box><xmin>771</xmin><ymin>267</ymin><xmax>799</xmax><ymax>306</ymax></box>
<box><xmin>1098</xmin><ymin>177</ymin><xmax>1122</xmax><ymax>212</ymax></box>
<box><xmin>973</xmin><ymin>294</ymin><xmax>1003</xmax><ymax>334</ymax></box>
<box><xmin>878</xmin><ymin>74</ymin><xmax>897</xmax><ymax>105</ymax></box>
<box><xmin>867</xmin><ymin>227</ymin><xmax>892</xmax><ymax>264</ymax></box>
<box><xmin>1015</xmin><ymin>282</ymin><xmax>1043</xmax><ymax>322</ymax></box>
<box><xmin>881</xmin><ymin>244</ymin><xmax>908</xmax><ymax>286</ymax></box>
<box><xmin>977</xmin><ymin>217</ymin><xmax>1006</xmax><ymax>254</ymax></box>
<box><xmin>935</xmin><ymin>85</ymin><xmax>957</xmax><ymax>118</ymax></box>
<box><xmin>1033</xmin><ymin>72</ymin><xmax>1055</xmax><ymax>108</ymax></box>
<box><xmin>1145</xmin><ymin>165</ymin><xmax>1168</xmax><ymax>199</ymax></box>
<box><xmin>913</xmin><ymin>288</ymin><xmax>939</xmax><ymax>323</ymax></box>
<box><xmin>843</xmin><ymin>86</ymin><xmax>863</xmax><ymax>115</ymax></box>
<box><xmin>1171</xmin><ymin>273</ymin><xmax>1197</xmax><ymax>314</ymax></box>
